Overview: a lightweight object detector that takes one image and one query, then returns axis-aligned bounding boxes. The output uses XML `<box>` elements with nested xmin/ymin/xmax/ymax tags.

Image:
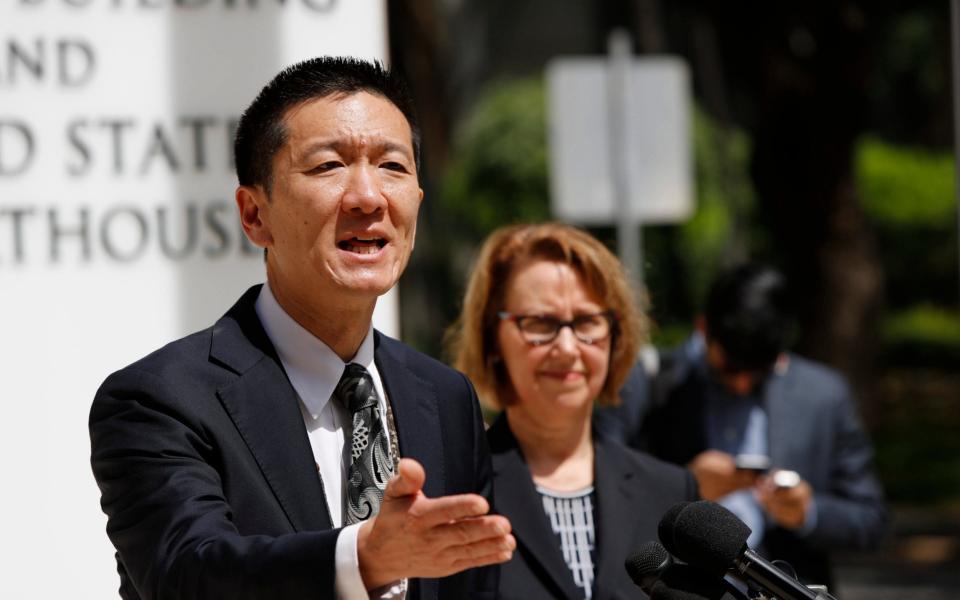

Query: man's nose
<box><xmin>342</xmin><ymin>164</ymin><xmax>385</xmax><ymax>213</ymax></box>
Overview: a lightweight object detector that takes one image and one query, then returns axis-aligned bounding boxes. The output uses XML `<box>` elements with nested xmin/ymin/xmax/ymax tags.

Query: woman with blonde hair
<box><xmin>449</xmin><ymin>222</ymin><xmax>697</xmax><ymax>600</ymax></box>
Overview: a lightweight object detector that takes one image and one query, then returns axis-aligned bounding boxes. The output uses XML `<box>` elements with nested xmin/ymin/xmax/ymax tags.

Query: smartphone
<box><xmin>772</xmin><ymin>469</ymin><xmax>801</xmax><ymax>489</ymax></box>
<box><xmin>734</xmin><ymin>453</ymin><xmax>771</xmax><ymax>473</ymax></box>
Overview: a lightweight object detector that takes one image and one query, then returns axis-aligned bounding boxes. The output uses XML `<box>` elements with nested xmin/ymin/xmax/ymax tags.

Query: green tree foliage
<box><xmin>855</xmin><ymin>136</ymin><xmax>960</xmax><ymax>367</ymax></box>
<box><xmin>882</xmin><ymin>305</ymin><xmax>960</xmax><ymax>367</ymax></box>
<box><xmin>857</xmin><ymin>137</ymin><xmax>955</xmax><ymax>227</ymax></box>
<box><xmin>440</xmin><ymin>78</ymin><xmax>551</xmax><ymax>236</ymax></box>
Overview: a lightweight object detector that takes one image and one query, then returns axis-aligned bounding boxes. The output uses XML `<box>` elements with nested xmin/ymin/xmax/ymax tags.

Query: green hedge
<box><xmin>856</xmin><ymin>137</ymin><xmax>958</xmax><ymax>309</ymax></box>
<box><xmin>881</xmin><ymin>305</ymin><xmax>960</xmax><ymax>368</ymax></box>
<box><xmin>857</xmin><ymin>137</ymin><xmax>955</xmax><ymax>228</ymax></box>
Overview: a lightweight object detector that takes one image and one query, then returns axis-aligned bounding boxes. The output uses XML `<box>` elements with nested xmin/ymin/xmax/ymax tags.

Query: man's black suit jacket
<box><xmin>487</xmin><ymin>415</ymin><xmax>698</xmax><ymax>600</ymax></box>
<box><xmin>89</xmin><ymin>285</ymin><xmax>496</xmax><ymax>600</ymax></box>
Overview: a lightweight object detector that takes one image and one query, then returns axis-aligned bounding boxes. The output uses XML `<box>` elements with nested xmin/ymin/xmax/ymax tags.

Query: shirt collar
<box><xmin>254</xmin><ymin>282</ymin><xmax>376</xmax><ymax>420</ymax></box>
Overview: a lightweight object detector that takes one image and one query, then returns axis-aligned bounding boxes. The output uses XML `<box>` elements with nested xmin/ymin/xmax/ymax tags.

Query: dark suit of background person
<box><xmin>488</xmin><ymin>416</ymin><xmax>698</xmax><ymax>600</ymax></box>
<box><xmin>89</xmin><ymin>57</ymin><xmax>512</xmax><ymax>600</ymax></box>
<box><xmin>614</xmin><ymin>265</ymin><xmax>887</xmax><ymax>591</ymax></box>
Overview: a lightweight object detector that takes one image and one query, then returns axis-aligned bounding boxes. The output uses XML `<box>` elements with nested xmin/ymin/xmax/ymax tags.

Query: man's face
<box><xmin>705</xmin><ymin>339</ymin><xmax>768</xmax><ymax>396</ymax></box>
<box><xmin>240</xmin><ymin>91</ymin><xmax>423</xmax><ymax>307</ymax></box>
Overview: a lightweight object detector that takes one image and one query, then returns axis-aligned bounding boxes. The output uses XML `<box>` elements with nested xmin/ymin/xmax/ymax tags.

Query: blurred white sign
<box><xmin>546</xmin><ymin>56</ymin><xmax>693</xmax><ymax>224</ymax></box>
<box><xmin>0</xmin><ymin>2</ymin><xmax>388</xmax><ymax>596</ymax></box>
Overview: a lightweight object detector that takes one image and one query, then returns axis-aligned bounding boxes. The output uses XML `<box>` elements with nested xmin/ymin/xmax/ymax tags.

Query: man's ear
<box><xmin>236</xmin><ymin>185</ymin><xmax>272</xmax><ymax>248</ymax></box>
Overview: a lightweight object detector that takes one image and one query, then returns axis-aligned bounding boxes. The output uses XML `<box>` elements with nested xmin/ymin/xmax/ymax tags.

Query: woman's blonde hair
<box><xmin>447</xmin><ymin>222</ymin><xmax>646</xmax><ymax>410</ymax></box>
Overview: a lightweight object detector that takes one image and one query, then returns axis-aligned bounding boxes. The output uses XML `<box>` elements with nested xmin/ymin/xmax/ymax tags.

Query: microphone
<box><xmin>625</xmin><ymin>541</ymin><xmax>673</xmax><ymax>594</ymax></box>
<box><xmin>657</xmin><ymin>500</ymin><xmax>691</xmax><ymax>555</ymax></box>
<box><xmin>625</xmin><ymin>540</ymin><xmax>748</xmax><ymax>600</ymax></box>
<box><xmin>659</xmin><ymin>500</ymin><xmax>824</xmax><ymax>600</ymax></box>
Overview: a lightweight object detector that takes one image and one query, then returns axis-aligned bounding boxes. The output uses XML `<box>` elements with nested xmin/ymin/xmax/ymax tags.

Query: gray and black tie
<box><xmin>335</xmin><ymin>363</ymin><xmax>394</xmax><ymax>525</ymax></box>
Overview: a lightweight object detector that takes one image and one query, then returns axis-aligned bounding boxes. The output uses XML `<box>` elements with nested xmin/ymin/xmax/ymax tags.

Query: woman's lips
<box><xmin>540</xmin><ymin>370</ymin><xmax>585</xmax><ymax>382</ymax></box>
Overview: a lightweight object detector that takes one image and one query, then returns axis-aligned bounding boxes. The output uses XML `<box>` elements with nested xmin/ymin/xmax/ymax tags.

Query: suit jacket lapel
<box><xmin>212</xmin><ymin>286</ymin><xmax>332</xmax><ymax>532</ymax></box>
<box><xmin>592</xmin><ymin>438</ymin><xmax>639</xmax><ymax>599</ymax></box>
<box><xmin>488</xmin><ymin>417</ymin><xmax>582</xmax><ymax>600</ymax></box>
<box><xmin>374</xmin><ymin>333</ymin><xmax>445</xmax><ymax>499</ymax></box>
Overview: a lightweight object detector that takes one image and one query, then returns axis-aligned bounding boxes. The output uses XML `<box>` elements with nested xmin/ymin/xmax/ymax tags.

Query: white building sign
<box><xmin>0</xmin><ymin>2</ymin><xmax>388</xmax><ymax>595</ymax></box>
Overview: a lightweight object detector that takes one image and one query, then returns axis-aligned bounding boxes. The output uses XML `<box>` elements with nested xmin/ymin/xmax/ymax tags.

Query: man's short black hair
<box><xmin>234</xmin><ymin>56</ymin><xmax>421</xmax><ymax>192</ymax></box>
<box><xmin>704</xmin><ymin>263</ymin><xmax>794</xmax><ymax>372</ymax></box>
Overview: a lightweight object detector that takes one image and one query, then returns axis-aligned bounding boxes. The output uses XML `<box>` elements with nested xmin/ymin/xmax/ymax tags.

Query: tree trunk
<box><xmin>748</xmin><ymin>2</ymin><xmax>884</xmax><ymax>420</ymax></box>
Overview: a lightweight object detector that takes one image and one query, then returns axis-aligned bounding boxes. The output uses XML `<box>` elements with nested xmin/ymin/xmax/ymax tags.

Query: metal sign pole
<box><xmin>607</xmin><ymin>29</ymin><xmax>644</xmax><ymax>290</ymax></box>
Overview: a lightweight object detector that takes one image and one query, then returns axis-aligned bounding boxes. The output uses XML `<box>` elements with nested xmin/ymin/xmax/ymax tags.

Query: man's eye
<box><xmin>380</xmin><ymin>161</ymin><xmax>408</xmax><ymax>172</ymax></box>
<box><xmin>307</xmin><ymin>161</ymin><xmax>342</xmax><ymax>174</ymax></box>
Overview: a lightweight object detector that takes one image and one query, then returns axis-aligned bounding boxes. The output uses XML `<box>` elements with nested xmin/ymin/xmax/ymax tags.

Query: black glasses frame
<box><xmin>497</xmin><ymin>311</ymin><xmax>616</xmax><ymax>346</ymax></box>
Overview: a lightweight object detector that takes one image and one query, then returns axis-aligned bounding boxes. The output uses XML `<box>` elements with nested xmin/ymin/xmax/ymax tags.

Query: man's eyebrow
<box><xmin>378</xmin><ymin>141</ymin><xmax>415</xmax><ymax>160</ymax></box>
<box><xmin>298</xmin><ymin>140</ymin><xmax>338</xmax><ymax>158</ymax></box>
<box><xmin>297</xmin><ymin>139</ymin><xmax>414</xmax><ymax>161</ymax></box>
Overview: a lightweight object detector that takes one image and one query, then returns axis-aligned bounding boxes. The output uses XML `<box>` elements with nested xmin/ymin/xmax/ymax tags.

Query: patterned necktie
<box><xmin>335</xmin><ymin>363</ymin><xmax>394</xmax><ymax>525</ymax></box>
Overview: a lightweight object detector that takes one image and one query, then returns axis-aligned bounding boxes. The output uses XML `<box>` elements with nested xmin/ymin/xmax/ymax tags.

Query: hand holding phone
<box><xmin>757</xmin><ymin>470</ymin><xmax>811</xmax><ymax>529</ymax></box>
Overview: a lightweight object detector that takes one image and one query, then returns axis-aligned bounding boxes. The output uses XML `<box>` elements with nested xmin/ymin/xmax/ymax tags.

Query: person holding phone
<box><xmin>622</xmin><ymin>264</ymin><xmax>887</xmax><ymax>590</ymax></box>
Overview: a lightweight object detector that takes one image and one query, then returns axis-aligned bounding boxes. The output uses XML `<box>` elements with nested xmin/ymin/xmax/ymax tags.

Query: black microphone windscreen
<box><xmin>657</xmin><ymin>501</ymin><xmax>692</xmax><ymax>555</ymax></box>
<box><xmin>668</xmin><ymin>501</ymin><xmax>751</xmax><ymax>576</ymax></box>
<box><xmin>625</xmin><ymin>540</ymin><xmax>672</xmax><ymax>588</ymax></box>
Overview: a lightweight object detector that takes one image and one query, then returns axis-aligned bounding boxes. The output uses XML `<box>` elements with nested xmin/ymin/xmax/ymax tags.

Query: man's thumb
<box><xmin>386</xmin><ymin>457</ymin><xmax>425</xmax><ymax>498</ymax></box>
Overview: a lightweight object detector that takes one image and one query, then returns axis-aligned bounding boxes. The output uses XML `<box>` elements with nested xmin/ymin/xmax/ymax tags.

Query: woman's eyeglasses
<box><xmin>498</xmin><ymin>311</ymin><xmax>615</xmax><ymax>346</ymax></box>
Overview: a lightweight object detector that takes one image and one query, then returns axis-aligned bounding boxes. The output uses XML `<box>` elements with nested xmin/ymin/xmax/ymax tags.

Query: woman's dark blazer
<box><xmin>487</xmin><ymin>414</ymin><xmax>698</xmax><ymax>600</ymax></box>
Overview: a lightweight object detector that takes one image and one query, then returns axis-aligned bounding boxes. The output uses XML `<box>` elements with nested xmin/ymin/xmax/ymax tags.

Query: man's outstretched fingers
<box><xmin>421</xmin><ymin>514</ymin><xmax>513</xmax><ymax>561</ymax></box>
<box><xmin>450</xmin><ymin>534</ymin><xmax>517</xmax><ymax>571</ymax></box>
<box><xmin>453</xmin><ymin>514</ymin><xmax>511</xmax><ymax>542</ymax></box>
<box><xmin>385</xmin><ymin>457</ymin><xmax>426</xmax><ymax>499</ymax></box>
<box><xmin>410</xmin><ymin>493</ymin><xmax>491</xmax><ymax>527</ymax></box>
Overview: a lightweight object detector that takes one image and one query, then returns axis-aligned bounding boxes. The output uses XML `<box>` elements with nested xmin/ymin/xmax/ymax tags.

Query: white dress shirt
<box><xmin>255</xmin><ymin>283</ymin><xmax>404</xmax><ymax>599</ymax></box>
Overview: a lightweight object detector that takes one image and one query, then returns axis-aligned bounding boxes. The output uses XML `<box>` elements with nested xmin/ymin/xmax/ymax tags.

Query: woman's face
<box><xmin>496</xmin><ymin>259</ymin><xmax>611</xmax><ymax>420</ymax></box>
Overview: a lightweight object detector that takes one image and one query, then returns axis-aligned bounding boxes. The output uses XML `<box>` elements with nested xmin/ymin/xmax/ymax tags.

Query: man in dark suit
<box><xmin>89</xmin><ymin>57</ymin><xmax>514</xmax><ymax>599</ymax></box>
<box><xmin>629</xmin><ymin>264</ymin><xmax>887</xmax><ymax>591</ymax></box>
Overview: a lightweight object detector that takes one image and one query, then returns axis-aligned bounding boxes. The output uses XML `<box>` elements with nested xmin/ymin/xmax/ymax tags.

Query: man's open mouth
<box><xmin>338</xmin><ymin>237</ymin><xmax>387</xmax><ymax>255</ymax></box>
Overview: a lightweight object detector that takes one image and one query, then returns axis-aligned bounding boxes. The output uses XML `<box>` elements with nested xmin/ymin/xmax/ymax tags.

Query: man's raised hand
<box><xmin>356</xmin><ymin>458</ymin><xmax>515</xmax><ymax>590</ymax></box>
